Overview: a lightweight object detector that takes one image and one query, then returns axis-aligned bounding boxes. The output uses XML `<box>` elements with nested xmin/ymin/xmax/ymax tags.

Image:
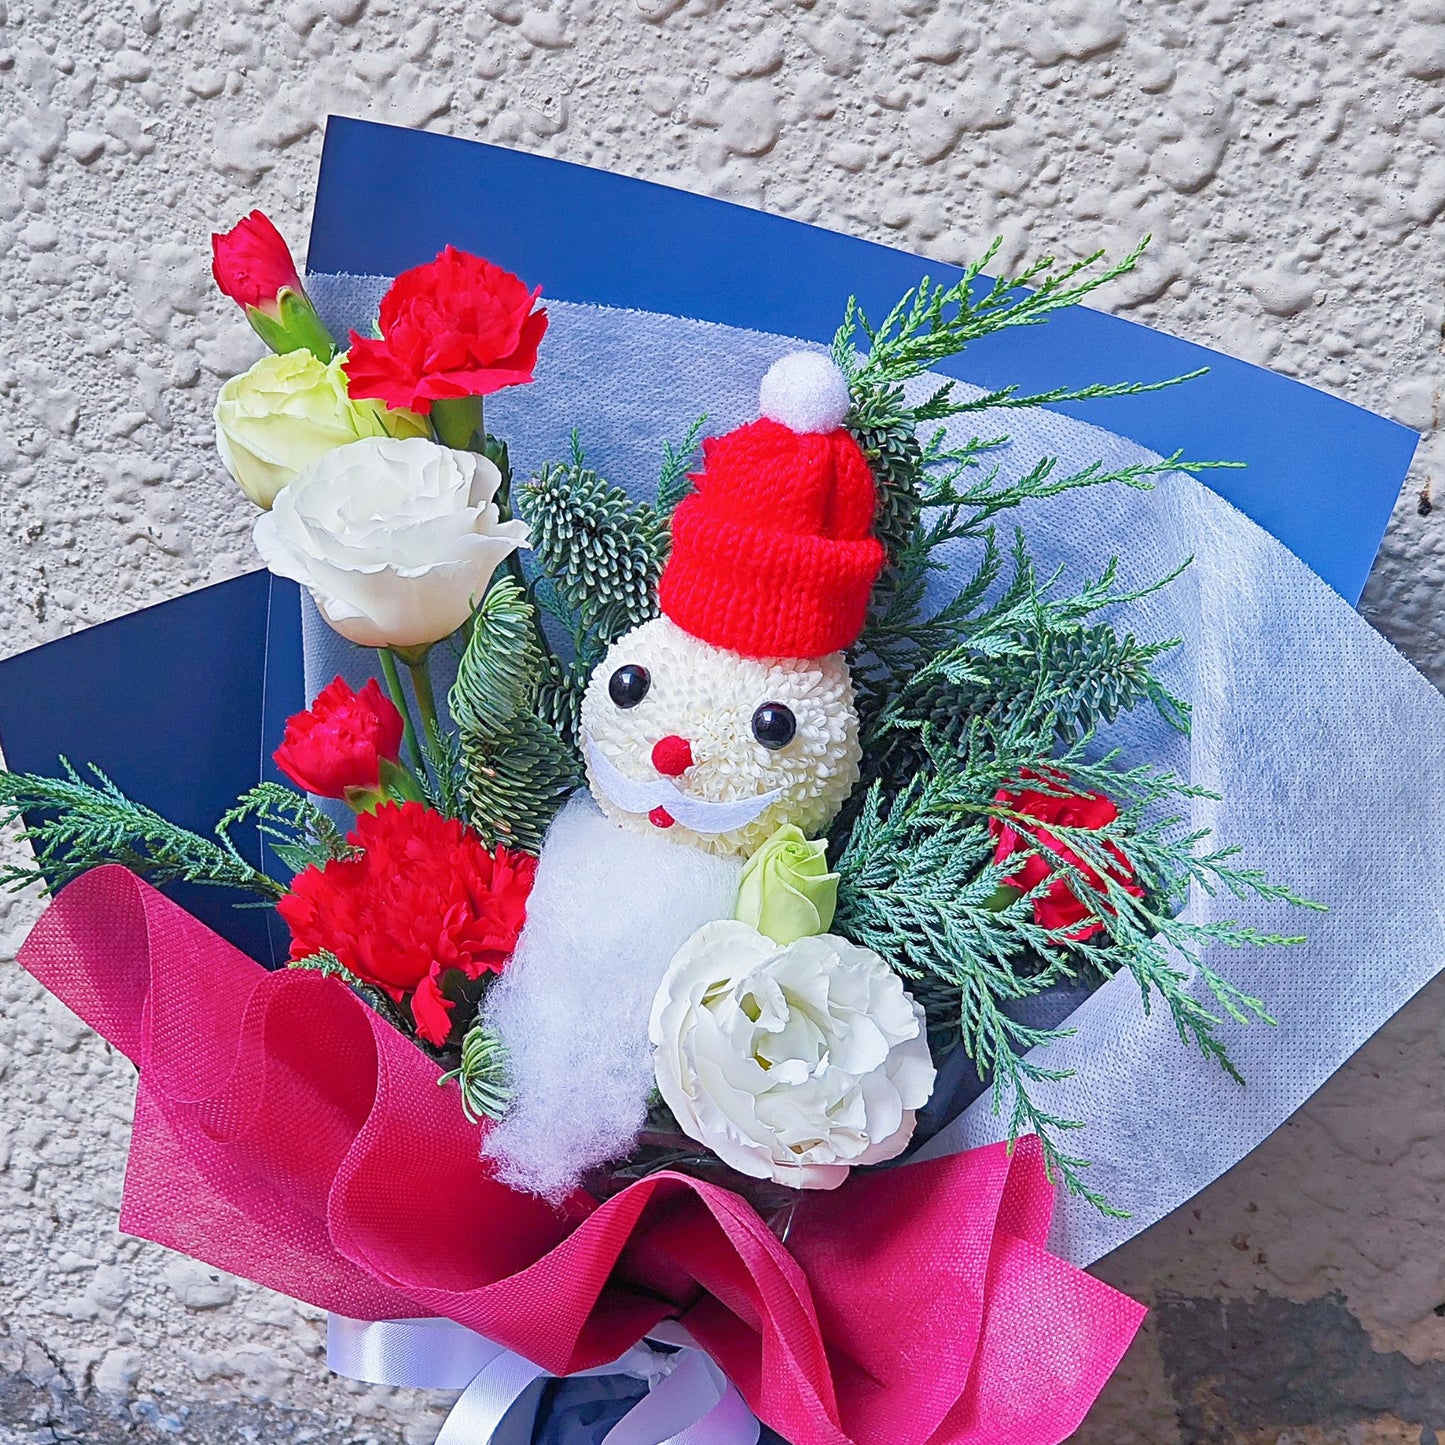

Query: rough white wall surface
<box><xmin>0</xmin><ymin>0</ymin><xmax>1441</xmax><ymax>1440</ymax></box>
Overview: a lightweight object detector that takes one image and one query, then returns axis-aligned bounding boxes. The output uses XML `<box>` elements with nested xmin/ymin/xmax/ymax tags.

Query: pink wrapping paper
<box><xmin>19</xmin><ymin>865</ymin><xmax>1144</xmax><ymax>1445</ymax></box>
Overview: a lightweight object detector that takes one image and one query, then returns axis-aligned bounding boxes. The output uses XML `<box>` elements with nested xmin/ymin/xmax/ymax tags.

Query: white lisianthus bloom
<box><xmin>216</xmin><ymin>351</ymin><xmax>427</xmax><ymax>509</ymax></box>
<box><xmin>253</xmin><ymin>436</ymin><xmax>529</xmax><ymax>649</ymax></box>
<box><xmin>650</xmin><ymin>919</ymin><xmax>935</xmax><ymax>1189</ymax></box>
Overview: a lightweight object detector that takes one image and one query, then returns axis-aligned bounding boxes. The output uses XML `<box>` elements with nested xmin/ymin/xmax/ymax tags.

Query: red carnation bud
<box><xmin>211</xmin><ymin>210</ymin><xmax>335</xmax><ymax>360</ymax></box>
<box><xmin>278</xmin><ymin>802</ymin><xmax>537</xmax><ymax>1047</ymax></box>
<box><xmin>211</xmin><ymin>210</ymin><xmax>303</xmax><ymax>313</ymax></box>
<box><xmin>343</xmin><ymin>246</ymin><xmax>548</xmax><ymax>417</ymax></box>
<box><xmin>273</xmin><ymin>677</ymin><xmax>405</xmax><ymax>800</ymax></box>
<box><xmin>989</xmin><ymin>768</ymin><xmax>1144</xmax><ymax>942</ymax></box>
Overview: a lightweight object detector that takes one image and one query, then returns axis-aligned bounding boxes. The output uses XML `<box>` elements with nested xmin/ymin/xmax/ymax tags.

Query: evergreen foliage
<box><xmin>439</xmin><ymin>1021</ymin><xmax>513</xmax><ymax>1122</ymax></box>
<box><xmin>418</xmin><ymin>726</ymin><xmax>468</xmax><ymax>822</ymax></box>
<box><xmin>218</xmin><ymin>782</ymin><xmax>352</xmax><ymax>875</ymax></box>
<box><xmin>288</xmin><ymin>948</ymin><xmax>410</xmax><ymax>1032</ymax></box>
<box><xmin>0</xmin><ymin>239</ymin><xmax>1315</xmax><ymax>1200</ymax></box>
<box><xmin>825</xmin><ymin>247</ymin><xmax>1312</xmax><ymax>1206</ymax></box>
<box><xmin>449</xmin><ymin>575</ymin><xmax>581</xmax><ymax>853</ymax></box>
<box><xmin>656</xmin><ymin>415</ymin><xmax>708</xmax><ymax>515</ymax></box>
<box><xmin>517</xmin><ymin>436</ymin><xmax>670</xmax><ymax>741</ymax></box>
<box><xmin>0</xmin><ymin>760</ymin><xmax>285</xmax><ymax>899</ymax></box>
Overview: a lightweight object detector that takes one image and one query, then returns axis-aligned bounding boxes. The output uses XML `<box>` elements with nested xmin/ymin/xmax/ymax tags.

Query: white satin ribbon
<box><xmin>327</xmin><ymin>1314</ymin><xmax>760</xmax><ymax>1445</ymax></box>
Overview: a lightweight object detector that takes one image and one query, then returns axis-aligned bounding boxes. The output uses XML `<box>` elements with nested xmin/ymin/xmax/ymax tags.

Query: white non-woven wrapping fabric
<box><xmin>303</xmin><ymin>273</ymin><xmax>1445</xmax><ymax>1267</ymax></box>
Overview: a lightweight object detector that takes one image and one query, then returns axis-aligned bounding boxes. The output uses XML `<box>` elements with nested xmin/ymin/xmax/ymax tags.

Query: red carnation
<box><xmin>211</xmin><ymin>210</ymin><xmax>303</xmax><ymax>314</ymax></box>
<box><xmin>273</xmin><ymin>678</ymin><xmax>405</xmax><ymax>800</ymax></box>
<box><xmin>990</xmin><ymin>770</ymin><xmax>1144</xmax><ymax>941</ymax></box>
<box><xmin>343</xmin><ymin>247</ymin><xmax>548</xmax><ymax>414</ymax></box>
<box><xmin>278</xmin><ymin>802</ymin><xmax>536</xmax><ymax>1046</ymax></box>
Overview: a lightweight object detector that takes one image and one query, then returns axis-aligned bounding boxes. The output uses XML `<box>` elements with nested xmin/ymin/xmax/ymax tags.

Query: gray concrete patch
<box><xmin>0</xmin><ymin>1332</ymin><xmax>399</xmax><ymax>1444</ymax></box>
<box><xmin>1156</xmin><ymin>1291</ymin><xmax>1445</xmax><ymax>1442</ymax></box>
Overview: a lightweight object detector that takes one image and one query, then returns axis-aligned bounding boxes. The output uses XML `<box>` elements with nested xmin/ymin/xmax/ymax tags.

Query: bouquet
<box><xmin>0</xmin><ymin>187</ymin><xmax>1415</xmax><ymax>1445</ymax></box>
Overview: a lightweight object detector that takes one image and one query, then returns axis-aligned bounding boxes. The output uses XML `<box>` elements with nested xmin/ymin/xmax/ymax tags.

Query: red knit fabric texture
<box><xmin>658</xmin><ymin>418</ymin><xmax>886</xmax><ymax>658</ymax></box>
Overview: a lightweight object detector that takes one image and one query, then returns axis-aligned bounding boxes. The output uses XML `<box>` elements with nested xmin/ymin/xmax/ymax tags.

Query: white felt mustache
<box><xmin>583</xmin><ymin>733</ymin><xmax>784</xmax><ymax>835</ymax></box>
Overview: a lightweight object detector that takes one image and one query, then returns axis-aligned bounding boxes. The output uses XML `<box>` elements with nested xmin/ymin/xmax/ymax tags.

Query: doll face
<box><xmin>579</xmin><ymin>617</ymin><xmax>861</xmax><ymax>857</ymax></box>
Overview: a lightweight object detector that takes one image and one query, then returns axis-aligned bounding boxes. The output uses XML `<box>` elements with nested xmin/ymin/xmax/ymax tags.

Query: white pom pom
<box><xmin>758</xmin><ymin>351</ymin><xmax>851</xmax><ymax>434</ymax></box>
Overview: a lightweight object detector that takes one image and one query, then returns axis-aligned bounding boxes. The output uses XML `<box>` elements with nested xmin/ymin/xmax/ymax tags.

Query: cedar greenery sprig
<box><xmin>832</xmin><ymin>729</ymin><xmax>1316</xmax><ymax>1210</ymax></box>
<box><xmin>217</xmin><ymin>781</ymin><xmax>352</xmax><ymax>876</ymax></box>
<box><xmin>288</xmin><ymin>948</ymin><xmax>411</xmax><ymax>1033</ymax></box>
<box><xmin>823</xmin><ymin>241</ymin><xmax>1312</xmax><ymax>1207</ymax></box>
<box><xmin>657</xmin><ymin>414</ymin><xmax>708</xmax><ymax>515</ymax></box>
<box><xmin>831</xmin><ymin>239</ymin><xmax>1150</xmax><ymax>391</ymax></box>
<box><xmin>0</xmin><ymin>759</ymin><xmax>285</xmax><ymax>899</ymax></box>
<box><xmin>418</xmin><ymin>727</ymin><xmax>468</xmax><ymax>822</ymax></box>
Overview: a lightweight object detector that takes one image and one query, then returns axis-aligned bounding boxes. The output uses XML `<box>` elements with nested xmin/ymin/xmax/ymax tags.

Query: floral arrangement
<box><xmin>0</xmin><ymin>208</ymin><xmax>1318</xmax><ymax>1443</ymax></box>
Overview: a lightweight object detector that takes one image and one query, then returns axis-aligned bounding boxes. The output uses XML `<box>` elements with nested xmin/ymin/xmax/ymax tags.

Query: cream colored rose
<box><xmin>252</xmin><ymin>436</ymin><xmax>529</xmax><ymax>649</ymax></box>
<box><xmin>650</xmin><ymin>919</ymin><xmax>935</xmax><ymax>1189</ymax></box>
<box><xmin>215</xmin><ymin>350</ymin><xmax>426</xmax><ymax>508</ymax></box>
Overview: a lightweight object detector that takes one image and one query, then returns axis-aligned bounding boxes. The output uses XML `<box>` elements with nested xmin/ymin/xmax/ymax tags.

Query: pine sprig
<box><xmin>518</xmin><ymin>439</ymin><xmax>669</xmax><ymax>738</ymax></box>
<box><xmin>438</xmin><ymin>1021</ymin><xmax>513</xmax><ymax>1123</ymax></box>
<box><xmin>449</xmin><ymin>575</ymin><xmax>581</xmax><ymax>852</ymax></box>
<box><xmin>0</xmin><ymin>760</ymin><xmax>284</xmax><ymax>898</ymax></box>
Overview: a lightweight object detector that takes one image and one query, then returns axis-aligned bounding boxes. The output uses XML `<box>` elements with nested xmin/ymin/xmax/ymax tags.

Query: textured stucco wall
<box><xmin>1</xmin><ymin>0</ymin><xmax>1442</xmax><ymax>1440</ymax></box>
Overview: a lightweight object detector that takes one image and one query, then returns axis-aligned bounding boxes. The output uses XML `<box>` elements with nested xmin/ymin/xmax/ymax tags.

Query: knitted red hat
<box><xmin>658</xmin><ymin>353</ymin><xmax>885</xmax><ymax>660</ymax></box>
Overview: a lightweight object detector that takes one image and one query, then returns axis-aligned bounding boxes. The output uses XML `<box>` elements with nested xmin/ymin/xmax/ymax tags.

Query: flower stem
<box><xmin>407</xmin><ymin>658</ymin><xmax>444</xmax><ymax>755</ymax></box>
<box><xmin>378</xmin><ymin>649</ymin><xmax>425</xmax><ymax>773</ymax></box>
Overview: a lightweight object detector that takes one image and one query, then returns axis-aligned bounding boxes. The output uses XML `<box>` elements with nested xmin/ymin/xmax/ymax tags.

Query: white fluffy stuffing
<box><xmin>482</xmin><ymin>793</ymin><xmax>743</xmax><ymax>1199</ymax></box>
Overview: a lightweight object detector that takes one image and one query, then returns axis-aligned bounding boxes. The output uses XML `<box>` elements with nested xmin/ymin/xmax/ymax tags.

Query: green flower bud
<box><xmin>246</xmin><ymin>287</ymin><xmax>338</xmax><ymax>363</ymax></box>
<box><xmin>734</xmin><ymin>824</ymin><xmax>839</xmax><ymax>946</ymax></box>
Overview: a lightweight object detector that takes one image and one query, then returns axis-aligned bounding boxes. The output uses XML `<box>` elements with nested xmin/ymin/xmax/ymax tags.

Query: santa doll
<box><xmin>483</xmin><ymin>352</ymin><xmax>890</xmax><ymax>1198</ymax></box>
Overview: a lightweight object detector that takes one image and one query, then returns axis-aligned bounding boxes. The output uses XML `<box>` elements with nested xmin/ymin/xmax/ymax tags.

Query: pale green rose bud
<box><xmin>215</xmin><ymin>351</ymin><xmax>428</xmax><ymax>509</ymax></box>
<box><xmin>734</xmin><ymin>824</ymin><xmax>840</xmax><ymax>945</ymax></box>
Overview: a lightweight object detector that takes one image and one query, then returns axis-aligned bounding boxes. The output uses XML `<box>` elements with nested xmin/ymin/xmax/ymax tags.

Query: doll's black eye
<box><xmin>751</xmin><ymin>703</ymin><xmax>796</xmax><ymax>750</ymax></box>
<box><xmin>609</xmin><ymin>665</ymin><xmax>651</xmax><ymax>708</ymax></box>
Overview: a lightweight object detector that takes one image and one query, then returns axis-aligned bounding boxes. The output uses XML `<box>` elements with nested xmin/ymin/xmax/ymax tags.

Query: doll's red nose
<box><xmin>652</xmin><ymin>735</ymin><xmax>694</xmax><ymax>776</ymax></box>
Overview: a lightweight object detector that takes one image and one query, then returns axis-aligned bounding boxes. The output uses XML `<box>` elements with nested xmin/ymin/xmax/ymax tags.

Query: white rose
<box><xmin>252</xmin><ymin>436</ymin><xmax>529</xmax><ymax>649</ymax></box>
<box><xmin>215</xmin><ymin>351</ymin><xmax>427</xmax><ymax>509</ymax></box>
<box><xmin>650</xmin><ymin>919</ymin><xmax>935</xmax><ymax>1190</ymax></box>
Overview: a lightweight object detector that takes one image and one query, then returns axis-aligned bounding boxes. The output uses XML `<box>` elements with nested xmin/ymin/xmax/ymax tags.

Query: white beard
<box><xmin>481</xmin><ymin>793</ymin><xmax>742</xmax><ymax>1199</ymax></box>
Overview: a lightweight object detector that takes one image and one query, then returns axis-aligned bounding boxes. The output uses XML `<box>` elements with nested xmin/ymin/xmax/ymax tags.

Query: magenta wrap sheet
<box><xmin>17</xmin><ymin>864</ymin><xmax>1144</xmax><ymax>1445</ymax></box>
